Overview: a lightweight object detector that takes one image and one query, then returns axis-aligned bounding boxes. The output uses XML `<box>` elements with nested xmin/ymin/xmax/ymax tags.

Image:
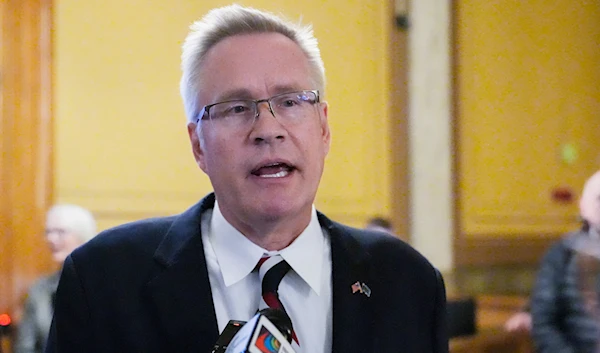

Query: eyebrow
<box><xmin>214</xmin><ymin>84</ymin><xmax>306</xmax><ymax>102</ymax></box>
<box><xmin>215</xmin><ymin>89</ymin><xmax>255</xmax><ymax>102</ymax></box>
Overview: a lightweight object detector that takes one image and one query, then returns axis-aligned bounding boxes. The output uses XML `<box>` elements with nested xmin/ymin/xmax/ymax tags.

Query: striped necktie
<box><xmin>257</xmin><ymin>255</ymin><xmax>299</xmax><ymax>344</ymax></box>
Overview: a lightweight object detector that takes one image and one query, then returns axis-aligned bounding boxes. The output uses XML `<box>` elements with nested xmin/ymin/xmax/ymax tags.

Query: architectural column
<box><xmin>408</xmin><ymin>0</ymin><xmax>453</xmax><ymax>271</ymax></box>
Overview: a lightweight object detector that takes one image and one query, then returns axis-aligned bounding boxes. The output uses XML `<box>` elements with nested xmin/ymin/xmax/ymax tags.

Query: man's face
<box><xmin>45</xmin><ymin>213</ymin><xmax>84</xmax><ymax>263</ymax></box>
<box><xmin>188</xmin><ymin>33</ymin><xmax>330</xmax><ymax>229</ymax></box>
<box><xmin>580</xmin><ymin>171</ymin><xmax>600</xmax><ymax>230</ymax></box>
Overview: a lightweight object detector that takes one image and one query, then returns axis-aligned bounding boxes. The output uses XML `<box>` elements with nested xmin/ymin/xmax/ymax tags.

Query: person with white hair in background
<box><xmin>365</xmin><ymin>216</ymin><xmax>395</xmax><ymax>236</ymax></box>
<box><xmin>531</xmin><ymin>170</ymin><xmax>600</xmax><ymax>353</ymax></box>
<box><xmin>14</xmin><ymin>205</ymin><xmax>96</xmax><ymax>353</ymax></box>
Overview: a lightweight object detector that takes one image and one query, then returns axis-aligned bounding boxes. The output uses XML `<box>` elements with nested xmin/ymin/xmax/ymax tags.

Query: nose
<box><xmin>249</xmin><ymin>102</ymin><xmax>288</xmax><ymax>144</ymax></box>
<box><xmin>256</xmin><ymin>100</ymin><xmax>276</xmax><ymax>119</ymax></box>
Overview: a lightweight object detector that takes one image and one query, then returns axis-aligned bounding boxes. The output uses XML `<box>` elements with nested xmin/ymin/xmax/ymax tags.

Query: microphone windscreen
<box><xmin>257</xmin><ymin>308</ymin><xmax>293</xmax><ymax>343</ymax></box>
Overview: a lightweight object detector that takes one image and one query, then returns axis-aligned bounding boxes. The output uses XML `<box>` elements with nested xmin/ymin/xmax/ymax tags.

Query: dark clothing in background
<box><xmin>531</xmin><ymin>230</ymin><xmax>600</xmax><ymax>353</ymax></box>
<box><xmin>14</xmin><ymin>272</ymin><xmax>60</xmax><ymax>353</ymax></box>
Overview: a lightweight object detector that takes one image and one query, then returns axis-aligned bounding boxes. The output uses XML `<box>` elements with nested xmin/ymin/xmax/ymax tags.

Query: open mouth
<box><xmin>251</xmin><ymin>162</ymin><xmax>295</xmax><ymax>178</ymax></box>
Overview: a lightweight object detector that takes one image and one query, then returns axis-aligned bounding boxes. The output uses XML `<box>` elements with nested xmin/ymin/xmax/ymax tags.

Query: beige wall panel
<box><xmin>456</xmin><ymin>1</ymin><xmax>600</xmax><ymax>237</ymax></box>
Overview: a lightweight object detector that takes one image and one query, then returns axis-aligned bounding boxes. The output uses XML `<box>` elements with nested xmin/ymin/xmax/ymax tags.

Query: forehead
<box><xmin>46</xmin><ymin>211</ymin><xmax>72</xmax><ymax>229</ymax></box>
<box><xmin>198</xmin><ymin>32</ymin><xmax>313</xmax><ymax>102</ymax></box>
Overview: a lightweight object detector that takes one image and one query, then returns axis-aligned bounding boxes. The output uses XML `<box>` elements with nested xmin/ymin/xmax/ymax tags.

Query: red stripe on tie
<box><xmin>257</xmin><ymin>255</ymin><xmax>299</xmax><ymax>345</ymax></box>
<box><xmin>263</xmin><ymin>292</ymin><xmax>281</xmax><ymax>310</ymax></box>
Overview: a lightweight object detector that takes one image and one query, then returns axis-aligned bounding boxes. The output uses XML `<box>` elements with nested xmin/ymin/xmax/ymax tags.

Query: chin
<box><xmin>253</xmin><ymin>197</ymin><xmax>309</xmax><ymax>220</ymax></box>
<box><xmin>52</xmin><ymin>254</ymin><xmax>67</xmax><ymax>263</ymax></box>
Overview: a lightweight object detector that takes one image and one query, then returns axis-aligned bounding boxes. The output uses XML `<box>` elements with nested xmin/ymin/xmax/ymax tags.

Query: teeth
<box><xmin>259</xmin><ymin>170</ymin><xmax>289</xmax><ymax>178</ymax></box>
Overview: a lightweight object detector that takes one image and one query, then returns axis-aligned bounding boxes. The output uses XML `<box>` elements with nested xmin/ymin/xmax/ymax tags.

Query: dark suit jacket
<box><xmin>45</xmin><ymin>194</ymin><xmax>448</xmax><ymax>353</ymax></box>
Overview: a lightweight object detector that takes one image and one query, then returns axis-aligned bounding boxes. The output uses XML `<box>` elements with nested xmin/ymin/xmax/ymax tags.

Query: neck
<box><xmin>246</xmin><ymin>230</ymin><xmax>299</xmax><ymax>251</ymax></box>
<box><xmin>219</xmin><ymin>206</ymin><xmax>313</xmax><ymax>251</ymax></box>
<box><xmin>240</xmin><ymin>215</ymin><xmax>312</xmax><ymax>251</ymax></box>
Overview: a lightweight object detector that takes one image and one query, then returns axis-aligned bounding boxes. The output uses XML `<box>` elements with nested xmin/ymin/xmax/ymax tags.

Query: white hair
<box><xmin>47</xmin><ymin>204</ymin><xmax>97</xmax><ymax>242</ymax></box>
<box><xmin>180</xmin><ymin>4</ymin><xmax>326</xmax><ymax>124</ymax></box>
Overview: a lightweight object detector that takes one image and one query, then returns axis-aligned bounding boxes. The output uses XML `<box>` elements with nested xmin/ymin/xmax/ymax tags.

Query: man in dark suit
<box><xmin>46</xmin><ymin>4</ymin><xmax>447</xmax><ymax>353</ymax></box>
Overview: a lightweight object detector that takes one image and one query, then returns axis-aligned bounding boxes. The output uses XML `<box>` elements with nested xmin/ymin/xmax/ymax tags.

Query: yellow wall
<box><xmin>54</xmin><ymin>0</ymin><xmax>393</xmax><ymax>231</ymax></box>
<box><xmin>457</xmin><ymin>1</ymin><xmax>600</xmax><ymax>236</ymax></box>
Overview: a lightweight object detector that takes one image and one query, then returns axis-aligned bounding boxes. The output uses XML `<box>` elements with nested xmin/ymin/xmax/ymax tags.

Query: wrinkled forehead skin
<box><xmin>580</xmin><ymin>170</ymin><xmax>600</xmax><ymax>227</ymax></box>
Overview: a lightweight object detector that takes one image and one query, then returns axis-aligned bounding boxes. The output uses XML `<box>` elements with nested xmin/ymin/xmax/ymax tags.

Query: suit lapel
<box><xmin>142</xmin><ymin>200</ymin><xmax>376</xmax><ymax>352</ymax></box>
<box><xmin>145</xmin><ymin>195</ymin><xmax>219</xmax><ymax>352</ymax></box>
<box><xmin>319</xmin><ymin>214</ymin><xmax>374</xmax><ymax>353</ymax></box>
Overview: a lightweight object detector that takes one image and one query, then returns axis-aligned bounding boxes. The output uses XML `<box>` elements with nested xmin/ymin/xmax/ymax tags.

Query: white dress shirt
<box><xmin>201</xmin><ymin>201</ymin><xmax>332</xmax><ymax>353</ymax></box>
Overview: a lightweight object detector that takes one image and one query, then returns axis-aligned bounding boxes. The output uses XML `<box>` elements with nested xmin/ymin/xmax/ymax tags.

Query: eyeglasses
<box><xmin>45</xmin><ymin>227</ymin><xmax>70</xmax><ymax>238</ymax></box>
<box><xmin>196</xmin><ymin>90</ymin><xmax>320</xmax><ymax>131</ymax></box>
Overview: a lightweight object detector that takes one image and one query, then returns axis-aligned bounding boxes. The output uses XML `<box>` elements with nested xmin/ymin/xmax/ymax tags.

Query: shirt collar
<box><xmin>278</xmin><ymin>209</ymin><xmax>324</xmax><ymax>295</ymax></box>
<box><xmin>209</xmin><ymin>201</ymin><xmax>325</xmax><ymax>295</ymax></box>
<box><xmin>209</xmin><ymin>201</ymin><xmax>265</xmax><ymax>288</ymax></box>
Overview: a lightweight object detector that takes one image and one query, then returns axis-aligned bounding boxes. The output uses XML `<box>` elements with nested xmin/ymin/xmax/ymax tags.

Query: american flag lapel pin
<box><xmin>351</xmin><ymin>281</ymin><xmax>363</xmax><ymax>294</ymax></box>
<box><xmin>351</xmin><ymin>281</ymin><xmax>371</xmax><ymax>297</ymax></box>
<box><xmin>360</xmin><ymin>283</ymin><xmax>372</xmax><ymax>297</ymax></box>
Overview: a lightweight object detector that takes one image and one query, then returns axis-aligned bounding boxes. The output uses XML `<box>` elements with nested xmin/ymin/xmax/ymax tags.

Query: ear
<box><xmin>187</xmin><ymin>123</ymin><xmax>208</xmax><ymax>173</ymax></box>
<box><xmin>319</xmin><ymin>102</ymin><xmax>331</xmax><ymax>156</ymax></box>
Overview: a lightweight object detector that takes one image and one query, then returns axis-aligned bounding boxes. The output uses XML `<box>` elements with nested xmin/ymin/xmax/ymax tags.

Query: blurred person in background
<box><xmin>365</xmin><ymin>216</ymin><xmax>394</xmax><ymax>235</ymax></box>
<box><xmin>13</xmin><ymin>205</ymin><xmax>96</xmax><ymax>353</ymax></box>
<box><xmin>504</xmin><ymin>308</ymin><xmax>532</xmax><ymax>334</ymax></box>
<box><xmin>531</xmin><ymin>170</ymin><xmax>600</xmax><ymax>353</ymax></box>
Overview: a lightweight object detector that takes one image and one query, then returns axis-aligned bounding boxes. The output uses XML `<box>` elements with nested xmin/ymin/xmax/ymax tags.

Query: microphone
<box><xmin>258</xmin><ymin>308</ymin><xmax>293</xmax><ymax>344</ymax></box>
<box><xmin>212</xmin><ymin>320</ymin><xmax>246</xmax><ymax>353</ymax></box>
<box><xmin>214</xmin><ymin>309</ymin><xmax>296</xmax><ymax>353</ymax></box>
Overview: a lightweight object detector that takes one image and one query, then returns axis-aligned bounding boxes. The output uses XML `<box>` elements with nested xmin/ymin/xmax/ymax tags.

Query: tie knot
<box><xmin>257</xmin><ymin>255</ymin><xmax>291</xmax><ymax>294</ymax></box>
